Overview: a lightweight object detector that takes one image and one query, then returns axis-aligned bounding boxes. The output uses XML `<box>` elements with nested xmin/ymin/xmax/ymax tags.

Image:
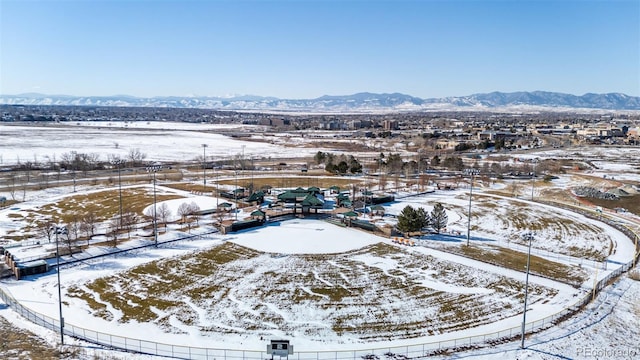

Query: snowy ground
<box><xmin>0</xmin><ymin>122</ymin><xmax>321</xmax><ymax>166</ymax></box>
<box><xmin>0</xmin><ymin>186</ymin><xmax>637</xmax><ymax>359</ymax></box>
<box><xmin>0</xmin><ymin>125</ymin><xmax>639</xmax><ymax>359</ymax></box>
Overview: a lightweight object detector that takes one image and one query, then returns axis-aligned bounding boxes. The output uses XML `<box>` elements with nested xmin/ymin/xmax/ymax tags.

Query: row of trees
<box><xmin>6</xmin><ymin>148</ymin><xmax>147</xmax><ymax>174</ymax></box>
<box><xmin>314</xmin><ymin>151</ymin><xmax>363</xmax><ymax>175</ymax></box>
<box><xmin>38</xmin><ymin>200</ymin><xmax>203</xmax><ymax>252</ymax></box>
<box><xmin>396</xmin><ymin>203</ymin><xmax>448</xmax><ymax>235</ymax></box>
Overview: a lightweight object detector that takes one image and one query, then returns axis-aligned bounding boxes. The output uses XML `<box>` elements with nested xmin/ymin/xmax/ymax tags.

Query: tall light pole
<box><xmin>465</xmin><ymin>168</ymin><xmax>479</xmax><ymax>246</ymax></box>
<box><xmin>241</xmin><ymin>145</ymin><xmax>245</xmax><ymax>172</ymax></box>
<box><xmin>235</xmin><ymin>169</ymin><xmax>239</xmax><ymax>221</ymax></box>
<box><xmin>520</xmin><ymin>232</ymin><xmax>533</xmax><ymax>348</ymax></box>
<box><xmin>530</xmin><ymin>158</ymin><xmax>538</xmax><ymax>201</ymax></box>
<box><xmin>54</xmin><ymin>225</ymin><xmax>67</xmax><ymax>345</ymax></box>
<box><xmin>215</xmin><ymin>163</ymin><xmax>219</xmax><ymax>208</ymax></box>
<box><xmin>202</xmin><ymin>144</ymin><xmax>208</xmax><ymax>192</ymax></box>
<box><xmin>146</xmin><ymin>164</ymin><xmax>161</xmax><ymax>247</ymax></box>
<box><xmin>110</xmin><ymin>158</ymin><xmax>125</xmax><ymax>231</ymax></box>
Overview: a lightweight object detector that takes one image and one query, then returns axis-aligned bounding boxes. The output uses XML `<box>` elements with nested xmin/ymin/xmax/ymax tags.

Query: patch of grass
<box><xmin>217</xmin><ymin>176</ymin><xmax>364</xmax><ymax>190</ymax></box>
<box><xmin>459</xmin><ymin>244</ymin><xmax>587</xmax><ymax>286</ymax></box>
<box><xmin>583</xmin><ymin>194</ymin><xmax>640</xmax><ymax>217</ymax></box>
<box><xmin>12</xmin><ymin>188</ymin><xmax>184</xmax><ymax>243</ymax></box>
<box><xmin>0</xmin><ymin>316</ymin><xmax>83</xmax><ymax>359</ymax></box>
<box><xmin>310</xmin><ymin>286</ymin><xmax>353</xmax><ymax>302</ymax></box>
<box><xmin>47</xmin><ymin>188</ymin><xmax>183</xmax><ymax>223</ymax></box>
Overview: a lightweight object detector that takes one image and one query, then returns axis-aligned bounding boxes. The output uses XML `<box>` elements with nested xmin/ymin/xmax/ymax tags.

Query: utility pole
<box><xmin>54</xmin><ymin>225</ymin><xmax>67</xmax><ymax>345</ymax></box>
<box><xmin>202</xmin><ymin>144</ymin><xmax>208</xmax><ymax>192</ymax></box>
<box><xmin>465</xmin><ymin>168</ymin><xmax>479</xmax><ymax>246</ymax></box>
<box><xmin>146</xmin><ymin>164</ymin><xmax>161</xmax><ymax>247</ymax></box>
<box><xmin>520</xmin><ymin>232</ymin><xmax>533</xmax><ymax>348</ymax></box>
<box><xmin>110</xmin><ymin>158</ymin><xmax>125</xmax><ymax>230</ymax></box>
<box><xmin>530</xmin><ymin>158</ymin><xmax>537</xmax><ymax>201</ymax></box>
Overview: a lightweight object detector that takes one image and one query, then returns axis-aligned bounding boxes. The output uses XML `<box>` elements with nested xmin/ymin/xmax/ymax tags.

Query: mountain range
<box><xmin>1</xmin><ymin>91</ymin><xmax>639</xmax><ymax>112</ymax></box>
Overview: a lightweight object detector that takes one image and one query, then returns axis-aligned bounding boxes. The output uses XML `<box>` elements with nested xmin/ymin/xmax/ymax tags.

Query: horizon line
<box><xmin>1</xmin><ymin>90</ymin><xmax>638</xmax><ymax>100</ymax></box>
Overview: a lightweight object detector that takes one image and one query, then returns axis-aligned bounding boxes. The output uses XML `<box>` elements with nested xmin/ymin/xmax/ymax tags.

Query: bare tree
<box><xmin>81</xmin><ymin>212</ymin><xmax>98</xmax><ymax>246</ymax></box>
<box><xmin>189</xmin><ymin>202</ymin><xmax>201</xmax><ymax>226</ymax></box>
<box><xmin>21</xmin><ymin>173</ymin><xmax>27</xmax><ymax>201</ymax></box>
<box><xmin>7</xmin><ymin>173</ymin><xmax>17</xmax><ymax>200</ymax></box>
<box><xmin>144</xmin><ymin>206</ymin><xmax>158</xmax><ymax>232</ymax></box>
<box><xmin>127</xmin><ymin>148</ymin><xmax>147</xmax><ymax>167</ymax></box>
<box><xmin>67</xmin><ymin>213</ymin><xmax>81</xmax><ymax>246</ymax></box>
<box><xmin>38</xmin><ymin>220</ymin><xmax>56</xmax><ymax>244</ymax></box>
<box><xmin>121</xmin><ymin>210</ymin><xmax>139</xmax><ymax>239</ymax></box>
<box><xmin>108</xmin><ymin>219</ymin><xmax>119</xmax><ymax>247</ymax></box>
<box><xmin>157</xmin><ymin>202</ymin><xmax>171</xmax><ymax>231</ymax></box>
<box><xmin>177</xmin><ymin>202</ymin><xmax>191</xmax><ymax>224</ymax></box>
<box><xmin>215</xmin><ymin>207</ymin><xmax>226</xmax><ymax>225</ymax></box>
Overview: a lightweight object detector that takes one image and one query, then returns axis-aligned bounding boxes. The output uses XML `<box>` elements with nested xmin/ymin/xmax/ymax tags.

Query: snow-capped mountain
<box><xmin>1</xmin><ymin>91</ymin><xmax>638</xmax><ymax>111</ymax></box>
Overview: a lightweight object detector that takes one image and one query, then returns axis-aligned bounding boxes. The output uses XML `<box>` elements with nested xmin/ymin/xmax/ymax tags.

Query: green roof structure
<box><xmin>246</xmin><ymin>191</ymin><xmax>265</xmax><ymax>203</ymax></box>
<box><xmin>301</xmin><ymin>194</ymin><xmax>324</xmax><ymax>207</ymax></box>
<box><xmin>250</xmin><ymin>209</ymin><xmax>266</xmax><ymax>217</ymax></box>
<box><xmin>342</xmin><ymin>211</ymin><xmax>359</xmax><ymax>218</ymax></box>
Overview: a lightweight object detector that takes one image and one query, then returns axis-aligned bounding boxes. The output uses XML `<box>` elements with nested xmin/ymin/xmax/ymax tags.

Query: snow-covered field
<box><xmin>0</xmin><ymin>184</ymin><xmax>637</xmax><ymax>359</ymax></box>
<box><xmin>0</xmin><ymin>122</ymin><xmax>320</xmax><ymax>165</ymax></box>
<box><xmin>0</xmin><ymin>124</ymin><xmax>639</xmax><ymax>360</ymax></box>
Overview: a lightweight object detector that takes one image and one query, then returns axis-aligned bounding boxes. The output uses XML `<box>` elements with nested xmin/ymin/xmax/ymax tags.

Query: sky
<box><xmin>1</xmin><ymin>0</ymin><xmax>639</xmax><ymax>99</ymax></box>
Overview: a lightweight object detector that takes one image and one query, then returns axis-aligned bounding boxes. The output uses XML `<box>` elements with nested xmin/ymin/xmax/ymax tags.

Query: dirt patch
<box><xmin>0</xmin><ymin>316</ymin><xmax>80</xmax><ymax>359</ymax></box>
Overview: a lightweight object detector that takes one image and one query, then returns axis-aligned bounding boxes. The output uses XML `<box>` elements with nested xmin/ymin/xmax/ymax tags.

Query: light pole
<box><xmin>530</xmin><ymin>158</ymin><xmax>538</xmax><ymax>201</ymax></box>
<box><xmin>110</xmin><ymin>158</ymin><xmax>125</xmax><ymax>230</ymax></box>
<box><xmin>235</xmin><ymin>170</ymin><xmax>239</xmax><ymax>221</ymax></box>
<box><xmin>465</xmin><ymin>168</ymin><xmax>479</xmax><ymax>246</ymax></box>
<box><xmin>215</xmin><ymin>163</ymin><xmax>219</xmax><ymax>208</ymax></box>
<box><xmin>521</xmin><ymin>232</ymin><xmax>533</xmax><ymax>348</ymax></box>
<box><xmin>202</xmin><ymin>144</ymin><xmax>208</xmax><ymax>192</ymax></box>
<box><xmin>241</xmin><ymin>145</ymin><xmax>245</xmax><ymax>174</ymax></box>
<box><xmin>146</xmin><ymin>164</ymin><xmax>161</xmax><ymax>247</ymax></box>
<box><xmin>53</xmin><ymin>225</ymin><xmax>67</xmax><ymax>345</ymax></box>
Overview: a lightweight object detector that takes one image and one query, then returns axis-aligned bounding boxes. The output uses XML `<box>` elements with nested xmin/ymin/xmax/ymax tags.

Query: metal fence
<box><xmin>0</xmin><ymin>209</ymin><xmax>638</xmax><ymax>359</ymax></box>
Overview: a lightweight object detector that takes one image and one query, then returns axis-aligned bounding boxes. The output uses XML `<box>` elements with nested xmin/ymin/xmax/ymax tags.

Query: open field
<box><xmin>0</xmin><ymin>123</ymin><xmax>638</xmax><ymax>360</ymax></box>
<box><xmin>218</xmin><ymin>176</ymin><xmax>364</xmax><ymax>191</ymax></box>
<box><xmin>65</xmin><ymin>240</ymin><xmax>556</xmax><ymax>342</ymax></box>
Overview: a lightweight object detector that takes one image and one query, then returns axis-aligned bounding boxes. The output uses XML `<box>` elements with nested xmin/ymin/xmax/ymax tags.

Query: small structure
<box><xmin>15</xmin><ymin>259</ymin><xmax>49</xmax><ymax>280</ymax></box>
<box><xmin>246</xmin><ymin>191</ymin><xmax>265</xmax><ymax>205</ymax></box>
<box><xmin>218</xmin><ymin>202</ymin><xmax>234</xmax><ymax>212</ymax></box>
<box><xmin>277</xmin><ymin>188</ymin><xmax>323</xmax><ymax>215</ymax></box>
<box><xmin>342</xmin><ymin>211</ymin><xmax>359</xmax><ymax>219</ymax></box>
<box><xmin>301</xmin><ymin>194</ymin><xmax>324</xmax><ymax>214</ymax></box>
<box><xmin>250</xmin><ymin>209</ymin><xmax>266</xmax><ymax>221</ymax></box>
<box><xmin>267</xmin><ymin>340</ymin><xmax>293</xmax><ymax>359</ymax></box>
<box><xmin>370</xmin><ymin>205</ymin><xmax>385</xmax><ymax>216</ymax></box>
<box><xmin>336</xmin><ymin>193</ymin><xmax>350</xmax><ymax>207</ymax></box>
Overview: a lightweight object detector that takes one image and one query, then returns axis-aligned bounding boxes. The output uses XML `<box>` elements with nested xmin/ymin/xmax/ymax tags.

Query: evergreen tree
<box><xmin>430</xmin><ymin>202</ymin><xmax>448</xmax><ymax>234</ymax></box>
<box><xmin>314</xmin><ymin>151</ymin><xmax>326</xmax><ymax>164</ymax></box>
<box><xmin>396</xmin><ymin>205</ymin><xmax>430</xmax><ymax>235</ymax></box>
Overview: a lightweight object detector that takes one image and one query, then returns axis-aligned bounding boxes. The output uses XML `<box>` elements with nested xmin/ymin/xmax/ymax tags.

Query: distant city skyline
<box><xmin>1</xmin><ymin>0</ymin><xmax>638</xmax><ymax>99</ymax></box>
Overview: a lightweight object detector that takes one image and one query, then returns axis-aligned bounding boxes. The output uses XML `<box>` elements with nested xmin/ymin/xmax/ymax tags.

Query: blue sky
<box><xmin>1</xmin><ymin>0</ymin><xmax>638</xmax><ymax>98</ymax></box>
